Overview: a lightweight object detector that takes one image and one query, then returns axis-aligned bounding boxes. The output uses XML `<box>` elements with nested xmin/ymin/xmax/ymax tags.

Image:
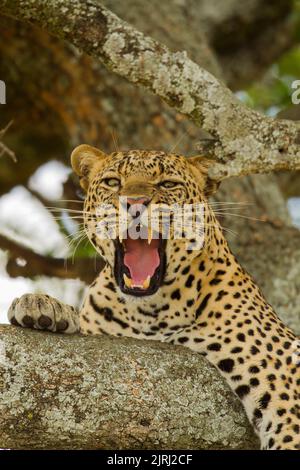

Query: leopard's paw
<box><xmin>8</xmin><ymin>294</ymin><xmax>79</xmax><ymax>334</ymax></box>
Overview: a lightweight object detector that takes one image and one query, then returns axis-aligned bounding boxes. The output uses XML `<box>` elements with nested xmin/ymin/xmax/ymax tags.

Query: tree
<box><xmin>0</xmin><ymin>0</ymin><xmax>299</xmax><ymax>449</ymax></box>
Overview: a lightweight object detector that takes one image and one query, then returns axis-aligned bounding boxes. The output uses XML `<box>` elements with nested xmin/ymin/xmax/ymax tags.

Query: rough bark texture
<box><xmin>101</xmin><ymin>0</ymin><xmax>295</xmax><ymax>90</ymax></box>
<box><xmin>1</xmin><ymin>0</ymin><xmax>300</xmax><ymax>181</ymax></box>
<box><xmin>0</xmin><ymin>325</ymin><xmax>259</xmax><ymax>450</ymax></box>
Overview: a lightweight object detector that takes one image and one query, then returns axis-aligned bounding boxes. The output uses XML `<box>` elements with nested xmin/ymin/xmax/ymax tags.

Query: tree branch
<box><xmin>0</xmin><ymin>234</ymin><xmax>103</xmax><ymax>283</ymax></box>
<box><xmin>0</xmin><ymin>325</ymin><xmax>258</xmax><ymax>449</ymax></box>
<box><xmin>1</xmin><ymin>0</ymin><xmax>300</xmax><ymax>180</ymax></box>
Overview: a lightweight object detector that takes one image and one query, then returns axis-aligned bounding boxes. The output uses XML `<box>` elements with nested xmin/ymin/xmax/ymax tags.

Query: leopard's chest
<box><xmin>80</xmin><ymin>283</ymin><xmax>194</xmax><ymax>339</ymax></box>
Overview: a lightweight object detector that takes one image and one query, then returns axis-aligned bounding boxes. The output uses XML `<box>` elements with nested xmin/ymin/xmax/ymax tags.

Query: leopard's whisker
<box><xmin>51</xmin><ymin>216</ymin><xmax>84</xmax><ymax>222</ymax></box>
<box><xmin>110</xmin><ymin>129</ymin><xmax>120</xmax><ymax>152</ymax></box>
<box><xmin>64</xmin><ymin>231</ymin><xmax>87</xmax><ymax>253</ymax></box>
<box><xmin>62</xmin><ymin>230</ymin><xmax>87</xmax><ymax>269</ymax></box>
<box><xmin>209</xmin><ymin>201</ymin><xmax>253</xmax><ymax>205</ymax></box>
<box><xmin>64</xmin><ymin>229</ymin><xmax>86</xmax><ymax>242</ymax></box>
<box><xmin>70</xmin><ymin>233</ymin><xmax>89</xmax><ymax>264</ymax></box>
<box><xmin>169</xmin><ymin>131</ymin><xmax>188</xmax><ymax>154</ymax></box>
<box><xmin>57</xmin><ymin>199</ymin><xmax>84</xmax><ymax>203</ymax></box>
<box><xmin>211</xmin><ymin>206</ymin><xmax>252</xmax><ymax>212</ymax></box>
<box><xmin>204</xmin><ymin>223</ymin><xmax>238</xmax><ymax>237</ymax></box>
<box><xmin>213</xmin><ymin>212</ymin><xmax>265</xmax><ymax>222</ymax></box>
<box><xmin>45</xmin><ymin>207</ymin><xmax>89</xmax><ymax>214</ymax></box>
<box><xmin>66</xmin><ymin>229</ymin><xmax>86</xmax><ymax>245</ymax></box>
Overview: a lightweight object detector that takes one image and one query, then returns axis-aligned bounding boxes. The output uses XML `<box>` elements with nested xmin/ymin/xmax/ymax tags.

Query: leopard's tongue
<box><xmin>124</xmin><ymin>238</ymin><xmax>160</xmax><ymax>285</ymax></box>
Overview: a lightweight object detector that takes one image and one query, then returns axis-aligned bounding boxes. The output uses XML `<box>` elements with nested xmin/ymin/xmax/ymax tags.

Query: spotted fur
<box><xmin>9</xmin><ymin>146</ymin><xmax>300</xmax><ymax>450</ymax></box>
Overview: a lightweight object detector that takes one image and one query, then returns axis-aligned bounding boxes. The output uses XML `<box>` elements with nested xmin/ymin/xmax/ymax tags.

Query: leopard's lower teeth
<box><xmin>123</xmin><ymin>274</ymin><xmax>151</xmax><ymax>289</ymax></box>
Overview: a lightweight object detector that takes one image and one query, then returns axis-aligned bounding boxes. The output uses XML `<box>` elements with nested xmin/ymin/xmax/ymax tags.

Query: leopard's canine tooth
<box><xmin>123</xmin><ymin>274</ymin><xmax>132</xmax><ymax>288</ymax></box>
<box><xmin>142</xmin><ymin>275</ymin><xmax>151</xmax><ymax>289</ymax></box>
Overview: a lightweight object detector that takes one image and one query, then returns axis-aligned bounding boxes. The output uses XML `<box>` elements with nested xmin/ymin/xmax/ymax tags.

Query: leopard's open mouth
<box><xmin>114</xmin><ymin>230</ymin><xmax>166</xmax><ymax>296</ymax></box>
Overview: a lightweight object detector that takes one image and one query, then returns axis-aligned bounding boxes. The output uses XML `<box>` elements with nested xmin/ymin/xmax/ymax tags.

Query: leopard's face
<box><xmin>71</xmin><ymin>146</ymin><xmax>219</xmax><ymax>297</ymax></box>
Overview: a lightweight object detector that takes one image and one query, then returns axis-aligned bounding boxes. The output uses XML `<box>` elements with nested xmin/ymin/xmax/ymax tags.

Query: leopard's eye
<box><xmin>101</xmin><ymin>177</ymin><xmax>121</xmax><ymax>188</ymax></box>
<box><xmin>159</xmin><ymin>180</ymin><xmax>181</xmax><ymax>189</ymax></box>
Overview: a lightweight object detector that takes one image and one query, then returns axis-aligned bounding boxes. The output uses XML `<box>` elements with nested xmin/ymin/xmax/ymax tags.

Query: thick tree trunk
<box><xmin>0</xmin><ymin>325</ymin><xmax>259</xmax><ymax>450</ymax></box>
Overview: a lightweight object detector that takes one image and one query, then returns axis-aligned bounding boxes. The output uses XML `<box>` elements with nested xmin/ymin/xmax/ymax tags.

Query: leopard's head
<box><xmin>71</xmin><ymin>145</ymin><xmax>219</xmax><ymax>297</ymax></box>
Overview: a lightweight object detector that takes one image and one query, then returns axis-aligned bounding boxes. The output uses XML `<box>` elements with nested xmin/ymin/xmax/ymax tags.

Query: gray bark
<box><xmin>0</xmin><ymin>325</ymin><xmax>259</xmax><ymax>450</ymax></box>
<box><xmin>103</xmin><ymin>0</ymin><xmax>295</xmax><ymax>90</ymax></box>
<box><xmin>102</xmin><ymin>0</ymin><xmax>295</xmax><ymax>90</ymax></box>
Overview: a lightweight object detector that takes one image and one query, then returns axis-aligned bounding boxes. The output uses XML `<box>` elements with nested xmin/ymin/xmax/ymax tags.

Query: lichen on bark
<box><xmin>0</xmin><ymin>325</ymin><xmax>259</xmax><ymax>450</ymax></box>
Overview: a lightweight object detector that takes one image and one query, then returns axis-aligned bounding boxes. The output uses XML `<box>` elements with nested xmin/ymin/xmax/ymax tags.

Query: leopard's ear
<box><xmin>188</xmin><ymin>156</ymin><xmax>220</xmax><ymax>197</ymax></box>
<box><xmin>71</xmin><ymin>144</ymin><xmax>107</xmax><ymax>191</ymax></box>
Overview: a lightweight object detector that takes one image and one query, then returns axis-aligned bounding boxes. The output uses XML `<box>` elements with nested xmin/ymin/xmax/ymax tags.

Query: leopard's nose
<box><xmin>126</xmin><ymin>197</ymin><xmax>151</xmax><ymax>206</ymax></box>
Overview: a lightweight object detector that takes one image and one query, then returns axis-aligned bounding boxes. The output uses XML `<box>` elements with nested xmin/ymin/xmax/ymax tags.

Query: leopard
<box><xmin>8</xmin><ymin>145</ymin><xmax>300</xmax><ymax>450</ymax></box>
